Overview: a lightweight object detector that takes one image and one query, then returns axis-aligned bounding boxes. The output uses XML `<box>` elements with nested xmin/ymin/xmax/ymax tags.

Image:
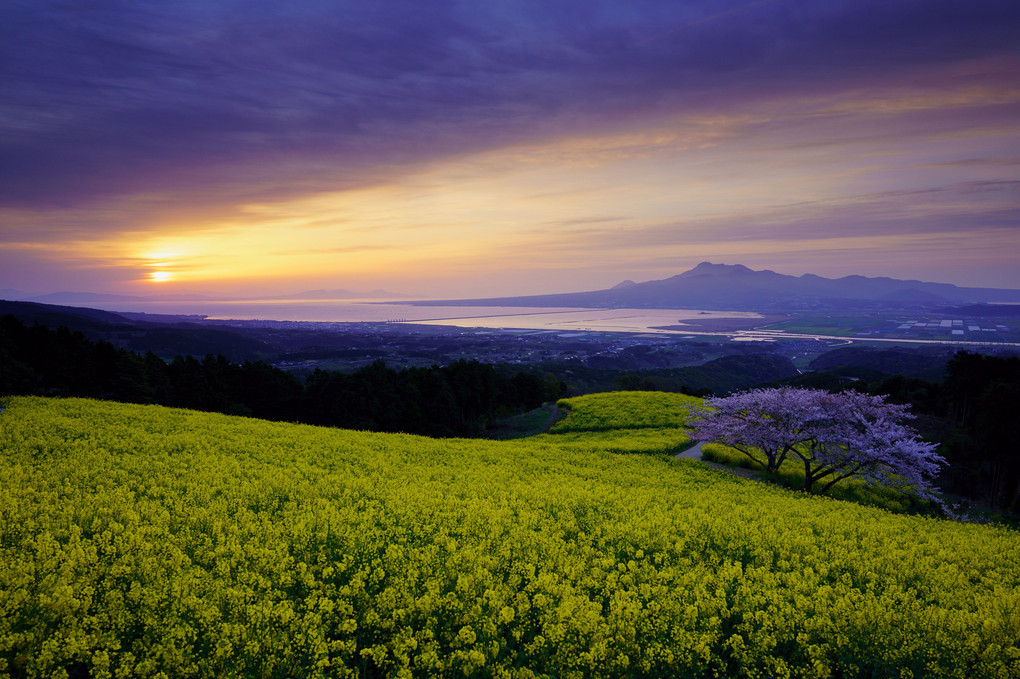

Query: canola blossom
<box><xmin>549</xmin><ymin>392</ymin><xmax>704</xmax><ymax>433</ymax></box>
<box><xmin>0</xmin><ymin>394</ymin><xmax>1018</xmax><ymax>678</ymax></box>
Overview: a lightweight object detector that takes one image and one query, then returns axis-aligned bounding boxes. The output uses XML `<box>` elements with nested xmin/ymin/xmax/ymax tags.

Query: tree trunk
<box><xmin>803</xmin><ymin>459</ymin><xmax>815</xmax><ymax>492</ymax></box>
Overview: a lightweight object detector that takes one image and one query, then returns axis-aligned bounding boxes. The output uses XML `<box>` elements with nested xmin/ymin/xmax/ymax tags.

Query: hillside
<box><xmin>808</xmin><ymin>346</ymin><xmax>954</xmax><ymax>381</ymax></box>
<box><xmin>0</xmin><ymin>300</ymin><xmax>275</xmax><ymax>361</ymax></box>
<box><xmin>538</xmin><ymin>353</ymin><xmax>800</xmax><ymax>396</ymax></box>
<box><xmin>1</xmin><ymin>395</ymin><xmax>1018</xmax><ymax>677</ymax></box>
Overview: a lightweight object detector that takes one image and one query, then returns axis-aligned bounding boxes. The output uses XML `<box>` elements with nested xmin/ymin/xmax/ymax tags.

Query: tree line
<box><xmin>0</xmin><ymin>315</ymin><xmax>564</xmax><ymax>437</ymax></box>
<box><xmin>835</xmin><ymin>352</ymin><xmax>1019</xmax><ymax>514</ymax></box>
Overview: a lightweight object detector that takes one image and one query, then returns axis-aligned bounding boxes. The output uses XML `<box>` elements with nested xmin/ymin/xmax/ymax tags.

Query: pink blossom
<box><xmin>689</xmin><ymin>388</ymin><xmax>944</xmax><ymax>496</ymax></box>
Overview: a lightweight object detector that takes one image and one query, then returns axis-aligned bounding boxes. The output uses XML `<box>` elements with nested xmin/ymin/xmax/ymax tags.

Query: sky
<box><xmin>2</xmin><ymin>0</ymin><xmax>1019</xmax><ymax>298</ymax></box>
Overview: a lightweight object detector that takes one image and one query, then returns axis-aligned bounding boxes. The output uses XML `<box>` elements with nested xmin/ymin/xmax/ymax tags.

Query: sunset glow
<box><xmin>2</xmin><ymin>2</ymin><xmax>1018</xmax><ymax>298</ymax></box>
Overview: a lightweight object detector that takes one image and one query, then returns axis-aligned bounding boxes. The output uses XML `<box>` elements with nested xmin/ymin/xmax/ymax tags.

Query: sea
<box><xmin>96</xmin><ymin>298</ymin><xmax>763</xmax><ymax>335</ymax></box>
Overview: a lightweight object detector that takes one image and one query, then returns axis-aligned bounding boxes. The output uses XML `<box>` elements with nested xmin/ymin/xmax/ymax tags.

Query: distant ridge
<box><xmin>27</xmin><ymin>292</ymin><xmax>153</xmax><ymax>304</ymax></box>
<box><xmin>937</xmin><ymin>303</ymin><xmax>1020</xmax><ymax>317</ymax></box>
<box><xmin>413</xmin><ymin>262</ymin><xmax>1020</xmax><ymax>310</ymax></box>
<box><xmin>0</xmin><ymin>299</ymin><xmax>141</xmax><ymax>327</ymax></box>
<box><xmin>23</xmin><ymin>291</ymin><xmax>214</xmax><ymax>304</ymax></box>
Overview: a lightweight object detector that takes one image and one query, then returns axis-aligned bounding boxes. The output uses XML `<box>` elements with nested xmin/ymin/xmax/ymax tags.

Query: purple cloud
<box><xmin>2</xmin><ymin>0</ymin><xmax>1018</xmax><ymax>209</ymax></box>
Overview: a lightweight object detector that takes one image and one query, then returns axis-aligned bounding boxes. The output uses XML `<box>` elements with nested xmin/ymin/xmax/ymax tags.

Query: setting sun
<box><xmin>149</xmin><ymin>271</ymin><xmax>173</xmax><ymax>283</ymax></box>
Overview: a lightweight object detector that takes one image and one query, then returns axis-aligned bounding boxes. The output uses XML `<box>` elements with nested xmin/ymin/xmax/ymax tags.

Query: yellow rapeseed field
<box><xmin>0</xmin><ymin>393</ymin><xmax>1017</xmax><ymax>678</ymax></box>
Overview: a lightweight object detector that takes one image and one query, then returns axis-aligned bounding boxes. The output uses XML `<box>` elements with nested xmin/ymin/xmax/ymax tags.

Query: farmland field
<box><xmin>760</xmin><ymin>312</ymin><xmax>1020</xmax><ymax>344</ymax></box>
<box><xmin>1</xmin><ymin>394</ymin><xmax>1018</xmax><ymax>678</ymax></box>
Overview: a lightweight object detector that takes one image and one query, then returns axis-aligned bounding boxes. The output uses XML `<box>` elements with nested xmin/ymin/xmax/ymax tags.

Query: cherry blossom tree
<box><xmin>689</xmin><ymin>388</ymin><xmax>945</xmax><ymax>496</ymax></box>
<box><xmin>687</xmin><ymin>387</ymin><xmax>828</xmax><ymax>473</ymax></box>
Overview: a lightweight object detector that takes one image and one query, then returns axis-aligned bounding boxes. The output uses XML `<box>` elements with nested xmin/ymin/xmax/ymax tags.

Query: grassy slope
<box><xmin>549</xmin><ymin>392</ymin><xmax>703</xmax><ymax>433</ymax></box>
<box><xmin>0</xmin><ymin>394</ymin><xmax>1018</xmax><ymax>678</ymax></box>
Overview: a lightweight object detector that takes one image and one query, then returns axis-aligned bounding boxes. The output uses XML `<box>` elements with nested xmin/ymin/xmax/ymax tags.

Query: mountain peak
<box><xmin>417</xmin><ymin>262</ymin><xmax>1020</xmax><ymax>310</ymax></box>
<box><xmin>678</xmin><ymin>262</ymin><xmax>754</xmax><ymax>278</ymax></box>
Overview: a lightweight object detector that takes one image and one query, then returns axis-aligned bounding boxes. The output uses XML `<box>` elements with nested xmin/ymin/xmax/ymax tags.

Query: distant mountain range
<box><xmin>415</xmin><ymin>262</ymin><xmax>1020</xmax><ymax>310</ymax></box>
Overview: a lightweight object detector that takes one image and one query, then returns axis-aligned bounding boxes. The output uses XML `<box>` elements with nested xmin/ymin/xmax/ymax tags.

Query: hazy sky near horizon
<box><xmin>2</xmin><ymin>0</ymin><xmax>1019</xmax><ymax>298</ymax></box>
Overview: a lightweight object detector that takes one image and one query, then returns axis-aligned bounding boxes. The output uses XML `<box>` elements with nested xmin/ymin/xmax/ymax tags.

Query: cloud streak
<box><xmin>1</xmin><ymin>0</ymin><xmax>1019</xmax><ymax>294</ymax></box>
<box><xmin>4</xmin><ymin>1</ymin><xmax>1018</xmax><ymax>206</ymax></box>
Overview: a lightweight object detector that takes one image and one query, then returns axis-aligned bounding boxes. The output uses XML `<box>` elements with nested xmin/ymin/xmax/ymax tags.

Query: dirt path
<box><xmin>674</xmin><ymin>441</ymin><xmax>767</xmax><ymax>481</ymax></box>
<box><xmin>537</xmin><ymin>403</ymin><xmax>562</xmax><ymax>434</ymax></box>
<box><xmin>675</xmin><ymin>440</ymin><xmax>706</xmax><ymax>460</ymax></box>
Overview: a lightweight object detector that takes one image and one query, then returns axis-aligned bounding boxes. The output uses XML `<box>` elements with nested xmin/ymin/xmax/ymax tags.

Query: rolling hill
<box><xmin>0</xmin><ymin>299</ymin><xmax>276</xmax><ymax>361</ymax></box>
